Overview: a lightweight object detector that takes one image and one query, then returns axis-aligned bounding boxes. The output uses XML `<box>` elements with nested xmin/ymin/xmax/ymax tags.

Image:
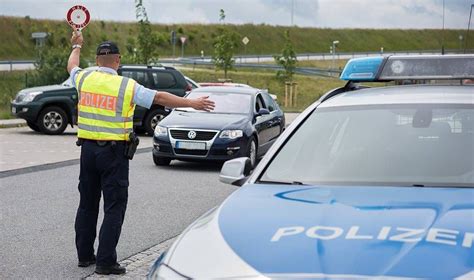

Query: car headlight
<box><xmin>154</xmin><ymin>125</ymin><xmax>168</xmax><ymax>137</ymax></box>
<box><xmin>22</xmin><ymin>91</ymin><xmax>42</xmax><ymax>103</ymax></box>
<box><xmin>148</xmin><ymin>264</ymin><xmax>187</xmax><ymax>280</ymax></box>
<box><xmin>220</xmin><ymin>130</ymin><xmax>243</xmax><ymax>139</ymax></box>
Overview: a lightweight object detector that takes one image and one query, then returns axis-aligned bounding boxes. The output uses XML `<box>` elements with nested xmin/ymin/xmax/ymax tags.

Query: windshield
<box><xmin>178</xmin><ymin>91</ymin><xmax>251</xmax><ymax>114</ymax></box>
<box><xmin>260</xmin><ymin>104</ymin><xmax>474</xmax><ymax>187</ymax></box>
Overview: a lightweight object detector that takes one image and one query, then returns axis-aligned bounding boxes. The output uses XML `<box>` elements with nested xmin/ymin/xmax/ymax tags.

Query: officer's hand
<box><xmin>71</xmin><ymin>30</ymin><xmax>84</xmax><ymax>46</ymax></box>
<box><xmin>190</xmin><ymin>96</ymin><xmax>215</xmax><ymax>112</ymax></box>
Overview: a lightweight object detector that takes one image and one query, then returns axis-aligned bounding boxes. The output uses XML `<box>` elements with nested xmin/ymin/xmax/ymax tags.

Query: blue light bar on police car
<box><xmin>340</xmin><ymin>57</ymin><xmax>384</xmax><ymax>81</ymax></box>
<box><xmin>340</xmin><ymin>54</ymin><xmax>474</xmax><ymax>82</ymax></box>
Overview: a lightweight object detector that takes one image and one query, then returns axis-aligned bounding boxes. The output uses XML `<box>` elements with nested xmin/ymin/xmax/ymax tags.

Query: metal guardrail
<box><xmin>184</xmin><ymin>49</ymin><xmax>474</xmax><ymax>61</ymax></box>
<box><xmin>0</xmin><ymin>60</ymin><xmax>36</xmax><ymax>71</ymax></box>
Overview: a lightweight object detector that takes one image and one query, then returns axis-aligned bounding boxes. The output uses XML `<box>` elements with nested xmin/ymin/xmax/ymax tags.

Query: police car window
<box><xmin>121</xmin><ymin>71</ymin><xmax>149</xmax><ymax>86</ymax></box>
<box><xmin>152</xmin><ymin>72</ymin><xmax>176</xmax><ymax>89</ymax></box>
<box><xmin>260</xmin><ymin>104</ymin><xmax>474</xmax><ymax>187</ymax></box>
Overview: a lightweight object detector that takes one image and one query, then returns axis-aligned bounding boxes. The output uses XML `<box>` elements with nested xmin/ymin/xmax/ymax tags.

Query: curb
<box><xmin>0</xmin><ymin>119</ymin><xmax>27</xmax><ymax>128</ymax></box>
<box><xmin>85</xmin><ymin>236</ymin><xmax>178</xmax><ymax>279</ymax></box>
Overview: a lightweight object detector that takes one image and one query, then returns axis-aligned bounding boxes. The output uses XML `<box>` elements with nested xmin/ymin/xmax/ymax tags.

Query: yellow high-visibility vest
<box><xmin>75</xmin><ymin>70</ymin><xmax>136</xmax><ymax>141</ymax></box>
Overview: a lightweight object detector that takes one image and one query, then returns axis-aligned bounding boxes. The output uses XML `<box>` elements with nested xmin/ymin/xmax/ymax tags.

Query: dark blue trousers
<box><xmin>75</xmin><ymin>140</ymin><xmax>129</xmax><ymax>266</ymax></box>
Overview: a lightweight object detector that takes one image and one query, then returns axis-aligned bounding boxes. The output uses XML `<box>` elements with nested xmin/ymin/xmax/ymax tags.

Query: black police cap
<box><xmin>96</xmin><ymin>41</ymin><xmax>120</xmax><ymax>56</ymax></box>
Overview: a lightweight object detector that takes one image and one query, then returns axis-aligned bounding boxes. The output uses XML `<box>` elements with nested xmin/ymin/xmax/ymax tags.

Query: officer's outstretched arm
<box><xmin>153</xmin><ymin>91</ymin><xmax>215</xmax><ymax>112</ymax></box>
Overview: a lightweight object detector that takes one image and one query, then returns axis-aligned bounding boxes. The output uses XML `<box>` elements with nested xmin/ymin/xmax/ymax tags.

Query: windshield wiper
<box><xmin>258</xmin><ymin>180</ymin><xmax>306</xmax><ymax>185</ymax></box>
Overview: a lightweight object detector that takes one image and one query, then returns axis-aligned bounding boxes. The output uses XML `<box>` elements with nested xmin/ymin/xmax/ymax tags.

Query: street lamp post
<box><xmin>459</xmin><ymin>35</ymin><xmax>464</xmax><ymax>53</ymax></box>
<box><xmin>332</xmin><ymin>40</ymin><xmax>339</xmax><ymax>71</ymax></box>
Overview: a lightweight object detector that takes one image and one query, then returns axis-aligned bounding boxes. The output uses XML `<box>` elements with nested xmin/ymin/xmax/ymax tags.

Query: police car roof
<box><xmin>319</xmin><ymin>85</ymin><xmax>474</xmax><ymax>108</ymax></box>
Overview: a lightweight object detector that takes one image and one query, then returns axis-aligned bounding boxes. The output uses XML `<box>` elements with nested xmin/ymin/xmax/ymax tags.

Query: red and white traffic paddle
<box><xmin>66</xmin><ymin>5</ymin><xmax>90</xmax><ymax>32</ymax></box>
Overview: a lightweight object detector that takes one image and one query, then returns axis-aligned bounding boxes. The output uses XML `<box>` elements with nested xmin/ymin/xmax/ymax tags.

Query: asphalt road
<box><xmin>0</xmin><ymin>153</ymin><xmax>237</xmax><ymax>279</ymax></box>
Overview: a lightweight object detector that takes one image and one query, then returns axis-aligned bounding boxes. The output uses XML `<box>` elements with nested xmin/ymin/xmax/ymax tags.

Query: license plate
<box><xmin>176</xmin><ymin>141</ymin><xmax>206</xmax><ymax>150</ymax></box>
<box><xmin>11</xmin><ymin>107</ymin><xmax>16</xmax><ymax>114</ymax></box>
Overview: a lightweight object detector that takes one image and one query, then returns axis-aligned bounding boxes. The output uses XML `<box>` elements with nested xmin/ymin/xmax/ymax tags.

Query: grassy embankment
<box><xmin>1</xmin><ymin>16</ymin><xmax>471</xmax><ymax>61</ymax></box>
<box><xmin>1</xmin><ymin>16</ymin><xmax>470</xmax><ymax>118</ymax></box>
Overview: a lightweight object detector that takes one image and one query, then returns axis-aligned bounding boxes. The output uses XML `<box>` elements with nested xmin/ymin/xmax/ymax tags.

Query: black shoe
<box><xmin>95</xmin><ymin>263</ymin><xmax>126</xmax><ymax>275</ymax></box>
<box><xmin>78</xmin><ymin>256</ymin><xmax>96</xmax><ymax>267</ymax></box>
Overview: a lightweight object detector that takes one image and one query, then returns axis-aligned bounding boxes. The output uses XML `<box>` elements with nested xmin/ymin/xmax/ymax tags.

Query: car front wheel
<box><xmin>37</xmin><ymin>106</ymin><xmax>68</xmax><ymax>135</ymax></box>
<box><xmin>247</xmin><ymin>138</ymin><xmax>257</xmax><ymax>169</ymax></box>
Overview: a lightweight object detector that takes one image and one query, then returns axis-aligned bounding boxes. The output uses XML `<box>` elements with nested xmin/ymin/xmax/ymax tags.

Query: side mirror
<box><xmin>219</xmin><ymin>157</ymin><xmax>252</xmax><ymax>186</ymax></box>
<box><xmin>257</xmin><ymin>108</ymin><xmax>270</xmax><ymax>116</ymax></box>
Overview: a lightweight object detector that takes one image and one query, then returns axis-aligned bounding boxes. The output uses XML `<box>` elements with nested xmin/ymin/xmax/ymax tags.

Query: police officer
<box><xmin>67</xmin><ymin>30</ymin><xmax>214</xmax><ymax>275</ymax></box>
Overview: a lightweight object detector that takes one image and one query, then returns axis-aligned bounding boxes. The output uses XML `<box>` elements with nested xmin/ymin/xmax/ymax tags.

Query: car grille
<box><xmin>174</xmin><ymin>148</ymin><xmax>208</xmax><ymax>156</ymax></box>
<box><xmin>170</xmin><ymin>129</ymin><xmax>217</xmax><ymax>141</ymax></box>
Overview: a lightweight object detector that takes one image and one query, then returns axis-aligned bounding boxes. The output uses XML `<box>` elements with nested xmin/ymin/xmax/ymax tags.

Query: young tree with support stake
<box><xmin>274</xmin><ymin>30</ymin><xmax>297</xmax><ymax>82</ymax></box>
<box><xmin>134</xmin><ymin>0</ymin><xmax>164</xmax><ymax>64</ymax></box>
<box><xmin>212</xmin><ymin>9</ymin><xmax>239</xmax><ymax>79</ymax></box>
<box><xmin>274</xmin><ymin>30</ymin><xmax>298</xmax><ymax>107</ymax></box>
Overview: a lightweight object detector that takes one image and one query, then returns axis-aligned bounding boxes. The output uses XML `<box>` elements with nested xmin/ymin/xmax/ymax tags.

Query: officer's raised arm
<box><xmin>67</xmin><ymin>30</ymin><xmax>83</xmax><ymax>74</ymax></box>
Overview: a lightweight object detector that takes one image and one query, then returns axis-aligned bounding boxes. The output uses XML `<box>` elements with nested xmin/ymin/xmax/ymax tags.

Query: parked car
<box><xmin>148</xmin><ymin>55</ymin><xmax>474</xmax><ymax>279</ymax></box>
<box><xmin>152</xmin><ymin>86</ymin><xmax>285</xmax><ymax>167</ymax></box>
<box><xmin>10</xmin><ymin>65</ymin><xmax>190</xmax><ymax>135</ymax></box>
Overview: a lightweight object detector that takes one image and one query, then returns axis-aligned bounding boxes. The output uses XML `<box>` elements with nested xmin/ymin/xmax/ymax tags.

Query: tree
<box><xmin>219</xmin><ymin>9</ymin><xmax>226</xmax><ymax>23</ymax></box>
<box><xmin>134</xmin><ymin>0</ymin><xmax>164</xmax><ymax>64</ymax></box>
<box><xmin>273</xmin><ymin>30</ymin><xmax>298</xmax><ymax>82</ymax></box>
<box><xmin>212</xmin><ymin>9</ymin><xmax>238</xmax><ymax>79</ymax></box>
<box><xmin>32</xmin><ymin>34</ymin><xmax>86</xmax><ymax>86</ymax></box>
<box><xmin>212</xmin><ymin>28</ymin><xmax>239</xmax><ymax>79</ymax></box>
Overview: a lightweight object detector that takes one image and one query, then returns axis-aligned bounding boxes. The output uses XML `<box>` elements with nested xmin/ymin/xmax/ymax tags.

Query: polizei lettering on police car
<box><xmin>270</xmin><ymin>226</ymin><xmax>474</xmax><ymax>248</ymax></box>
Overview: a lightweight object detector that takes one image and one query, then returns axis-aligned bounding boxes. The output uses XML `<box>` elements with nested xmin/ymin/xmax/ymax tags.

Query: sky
<box><xmin>0</xmin><ymin>0</ymin><xmax>473</xmax><ymax>29</ymax></box>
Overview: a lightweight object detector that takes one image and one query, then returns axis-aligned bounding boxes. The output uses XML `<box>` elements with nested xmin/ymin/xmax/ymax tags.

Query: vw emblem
<box><xmin>187</xmin><ymin>130</ymin><xmax>197</xmax><ymax>139</ymax></box>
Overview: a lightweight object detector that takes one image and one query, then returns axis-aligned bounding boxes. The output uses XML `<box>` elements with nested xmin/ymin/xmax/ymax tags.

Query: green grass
<box><xmin>181</xmin><ymin>67</ymin><xmax>345</xmax><ymax>112</ymax></box>
<box><xmin>1</xmin><ymin>16</ymin><xmax>472</xmax><ymax>61</ymax></box>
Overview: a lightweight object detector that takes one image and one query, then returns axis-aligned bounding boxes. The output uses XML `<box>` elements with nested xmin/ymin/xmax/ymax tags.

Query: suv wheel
<box><xmin>37</xmin><ymin>106</ymin><xmax>68</xmax><ymax>135</ymax></box>
<box><xmin>27</xmin><ymin>121</ymin><xmax>40</xmax><ymax>132</ymax></box>
<box><xmin>153</xmin><ymin>155</ymin><xmax>171</xmax><ymax>166</ymax></box>
<box><xmin>144</xmin><ymin>108</ymin><xmax>166</xmax><ymax>136</ymax></box>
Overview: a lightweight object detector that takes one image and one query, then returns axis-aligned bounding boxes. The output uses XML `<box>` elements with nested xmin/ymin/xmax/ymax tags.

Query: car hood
<box><xmin>18</xmin><ymin>84</ymin><xmax>70</xmax><ymax>94</ymax></box>
<box><xmin>165</xmin><ymin>184</ymin><xmax>474</xmax><ymax>279</ymax></box>
<box><xmin>161</xmin><ymin>110</ymin><xmax>249</xmax><ymax>130</ymax></box>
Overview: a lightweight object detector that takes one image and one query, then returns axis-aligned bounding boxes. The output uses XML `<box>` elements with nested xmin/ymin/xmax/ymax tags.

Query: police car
<box><xmin>148</xmin><ymin>55</ymin><xmax>474</xmax><ymax>279</ymax></box>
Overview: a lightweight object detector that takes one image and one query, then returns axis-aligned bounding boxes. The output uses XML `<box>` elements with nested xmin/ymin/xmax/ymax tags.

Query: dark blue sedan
<box><xmin>152</xmin><ymin>86</ymin><xmax>285</xmax><ymax>167</ymax></box>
